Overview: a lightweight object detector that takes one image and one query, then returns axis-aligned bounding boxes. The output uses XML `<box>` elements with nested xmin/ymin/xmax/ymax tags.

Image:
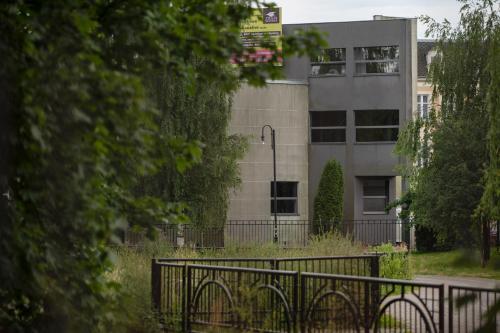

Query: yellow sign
<box><xmin>239</xmin><ymin>8</ymin><xmax>282</xmax><ymax>65</ymax></box>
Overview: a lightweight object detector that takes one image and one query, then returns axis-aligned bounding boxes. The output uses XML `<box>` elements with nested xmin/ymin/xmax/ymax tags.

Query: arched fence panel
<box><xmin>151</xmin><ymin>257</ymin><xmax>499</xmax><ymax>332</ymax></box>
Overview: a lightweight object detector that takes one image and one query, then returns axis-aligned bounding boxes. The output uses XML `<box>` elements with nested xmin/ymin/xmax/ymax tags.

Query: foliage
<box><xmin>372</xmin><ymin>243</ymin><xmax>412</xmax><ymax>280</ymax></box>
<box><xmin>0</xmin><ymin>1</ymin><xmax>325</xmax><ymax>331</ymax></box>
<box><xmin>139</xmin><ymin>68</ymin><xmax>248</xmax><ymax>227</ymax></box>
<box><xmin>313</xmin><ymin>160</ymin><xmax>343</xmax><ymax>232</ymax></box>
<box><xmin>111</xmin><ymin>232</ymin><xmax>364</xmax><ymax>331</ymax></box>
<box><xmin>396</xmin><ymin>0</ymin><xmax>499</xmax><ymax>249</ymax></box>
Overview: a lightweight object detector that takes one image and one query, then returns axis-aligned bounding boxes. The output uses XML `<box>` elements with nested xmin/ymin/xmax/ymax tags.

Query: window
<box><xmin>355</xmin><ymin>110</ymin><xmax>399</xmax><ymax>142</ymax></box>
<box><xmin>310</xmin><ymin>111</ymin><xmax>346</xmax><ymax>143</ymax></box>
<box><xmin>362</xmin><ymin>178</ymin><xmax>389</xmax><ymax>214</ymax></box>
<box><xmin>311</xmin><ymin>48</ymin><xmax>346</xmax><ymax>76</ymax></box>
<box><xmin>354</xmin><ymin>46</ymin><xmax>399</xmax><ymax>74</ymax></box>
<box><xmin>417</xmin><ymin>94</ymin><xmax>430</xmax><ymax>118</ymax></box>
<box><xmin>270</xmin><ymin>181</ymin><xmax>298</xmax><ymax>215</ymax></box>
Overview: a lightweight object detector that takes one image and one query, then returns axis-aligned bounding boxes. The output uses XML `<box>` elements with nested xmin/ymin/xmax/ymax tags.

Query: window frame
<box><xmin>310</xmin><ymin>111</ymin><xmax>347</xmax><ymax>144</ymax></box>
<box><xmin>417</xmin><ymin>94</ymin><xmax>430</xmax><ymax>118</ymax></box>
<box><xmin>354</xmin><ymin>45</ymin><xmax>400</xmax><ymax>75</ymax></box>
<box><xmin>354</xmin><ymin>109</ymin><xmax>399</xmax><ymax>143</ymax></box>
<box><xmin>270</xmin><ymin>181</ymin><xmax>298</xmax><ymax>215</ymax></box>
<box><xmin>310</xmin><ymin>48</ymin><xmax>346</xmax><ymax>77</ymax></box>
<box><xmin>362</xmin><ymin>178</ymin><xmax>390</xmax><ymax>215</ymax></box>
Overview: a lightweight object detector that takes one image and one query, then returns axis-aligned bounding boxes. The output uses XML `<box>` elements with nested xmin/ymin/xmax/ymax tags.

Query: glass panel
<box><xmin>354</xmin><ymin>46</ymin><xmax>399</xmax><ymax>61</ymax></box>
<box><xmin>363</xmin><ymin>179</ymin><xmax>387</xmax><ymax>196</ymax></box>
<box><xmin>313</xmin><ymin>48</ymin><xmax>346</xmax><ymax>62</ymax></box>
<box><xmin>311</xmin><ymin>63</ymin><xmax>345</xmax><ymax>75</ymax></box>
<box><xmin>271</xmin><ymin>200</ymin><xmax>297</xmax><ymax>214</ymax></box>
<box><xmin>310</xmin><ymin>111</ymin><xmax>346</xmax><ymax>127</ymax></box>
<box><xmin>355</xmin><ymin>110</ymin><xmax>399</xmax><ymax>126</ymax></box>
<box><xmin>356</xmin><ymin>128</ymin><xmax>399</xmax><ymax>142</ymax></box>
<box><xmin>363</xmin><ymin>198</ymin><xmax>387</xmax><ymax>212</ymax></box>
<box><xmin>271</xmin><ymin>182</ymin><xmax>297</xmax><ymax>197</ymax></box>
<box><xmin>311</xmin><ymin>129</ymin><xmax>345</xmax><ymax>143</ymax></box>
<box><xmin>355</xmin><ymin>61</ymin><xmax>399</xmax><ymax>74</ymax></box>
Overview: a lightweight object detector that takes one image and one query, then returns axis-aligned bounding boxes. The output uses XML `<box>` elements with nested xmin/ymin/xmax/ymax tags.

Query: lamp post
<box><xmin>261</xmin><ymin>124</ymin><xmax>278</xmax><ymax>244</ymax></box>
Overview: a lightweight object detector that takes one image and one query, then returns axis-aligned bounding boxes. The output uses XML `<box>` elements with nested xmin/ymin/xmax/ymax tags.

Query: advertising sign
<box><xmin>238</xmin><ymin>7</ymin><xmax>282</xmax><ymax>65</ymax></box>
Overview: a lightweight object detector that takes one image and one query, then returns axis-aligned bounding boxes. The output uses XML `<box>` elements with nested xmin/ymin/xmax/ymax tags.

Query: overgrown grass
<box><xmin>372</xmin><ymin>243</ymin><xmax>413</xmax><ymax>280</ymax></box>
<box><xmin>108</xmin><ymin>231</ymin><xmax>365</xmax><ymax>331</ymax></box>
<box><xmin>107</xmin><ymin>232</ymin><xmax>418</xmax><ymax>331</ymax></box>
<box><xmin>410</xmin><ymin>248</ymin><xmax>500</xmax><ymax>280</ymax></box>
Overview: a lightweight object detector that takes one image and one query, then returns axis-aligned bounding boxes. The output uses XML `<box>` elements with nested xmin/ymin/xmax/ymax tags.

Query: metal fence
<box><xmin>126</xmin><ymin>219</ymin><xmax>413</xmax><ymax>248</ymax></box>
<box><xmin>449</xmin><ymin>285</ymin><xmax>500</xmax><ymax>333</ymax></box>
<box><xmin>152</xmin><ymin>255</ymin><xmax>380</xmax><ymax>331</ymax></box>
<box><xmin>152</xmin><ymin>257</ymin><xmax>500</xmax><ymax>333</ymax></box>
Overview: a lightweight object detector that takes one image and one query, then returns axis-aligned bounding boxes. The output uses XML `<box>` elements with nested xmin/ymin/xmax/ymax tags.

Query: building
<box><xmin>417</xmin><ymin>40</ymin><xmax>437</xmax><ymax>119</ymax></box>
<box><xmin>228</xmin><ymin>16</ymin><xmax>417</xmax><ymax>245</ymax></box>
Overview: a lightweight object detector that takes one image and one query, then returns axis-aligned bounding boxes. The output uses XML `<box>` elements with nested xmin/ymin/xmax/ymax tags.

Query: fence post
<box><xmin>181</xmin><ymin>264</ymin><xmax>187</xmax><ymax>331</ymax></box>
<box><xmin>292</xmin><ymin>272</ymin><xmax>299</xmax><ymax>333</ymax></box>
<box><xmin>439</xmin><ymin>284</ymin><xmax>445</xmax><ymax>333</ymax></box>
<box><xmin>300</xmin><ymin>274</ymin><xmax>306</xmax><ymax>333</ymax></box>
<box><xmin>448</xmin><ymin>286</ymin><xmax>453</xmax><ymax>333</ymax></box>
<box><xmin>151</xmin><ymin>259</ymin><xmax>161</xmax><ymax>310</ymax></box>
<box><xmin>364</xmin><ymin>280</ymin><xmax>370</xmax><ymax>333</ymax></box>
<box><xmin>370</xmin><ymin>255</ymin><xmax>380</xmax><ymax>277</ymax></box>
<box><xmin>185</xmin><ymin>265</ymin><xmax>192</xmax><ymax>332</ymax></box>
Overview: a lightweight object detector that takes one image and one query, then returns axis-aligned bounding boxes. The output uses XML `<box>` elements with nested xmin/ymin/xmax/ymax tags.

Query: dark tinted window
<box><xmin>355</xmin><ymin>110</ymin><xmax>399</xmax><ymax>126</ymax></box>
<box><xmin>311</xmin><ymin>111</ymin><xmax>346</xmax><ymax>127</ymax></box>
<box><xmin>356</xmin><ymin>128</ymin><xmax>399</xmax><ymax>142</ymax></box>
<box><xmin>271</xmin><ymin>181</ymin><xmax>297</xmax><ymax>197</ymax></box>
<box><xmin>311</xmin><ymin>129</ymin><xmax>346</xmax><ymax>143</ymax></box>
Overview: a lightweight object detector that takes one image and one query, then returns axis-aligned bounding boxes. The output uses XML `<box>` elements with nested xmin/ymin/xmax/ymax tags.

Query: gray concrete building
<box><xmin>228</xmin><ymin>17</ymin><xmax>417</xmax><ymax>244</ymax></box>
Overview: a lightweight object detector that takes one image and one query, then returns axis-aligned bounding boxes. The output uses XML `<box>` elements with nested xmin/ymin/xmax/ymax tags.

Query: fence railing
<box><xmin>152</xmin><ymin>255</ymin><xmax>380</xmax><ymax>331</ymax></box>
<box><xmin>126</xmin><ymin>219</ymin><xmax>414</xmax><ymax>248</ymax></box>
<box><xmin>449</xmin><ymin>285</ymin><xmax>500</xmax><ymax>333</ymax></box>
<box><xmin>152</xmin><ymin>257</ymin><xmax>500</xmax><ymax>332</ymax></box>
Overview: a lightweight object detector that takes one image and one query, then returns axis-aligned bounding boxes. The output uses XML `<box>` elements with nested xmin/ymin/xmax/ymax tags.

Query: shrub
<box><xmin>313</xmin><ymin>160</ymin><xmax>344</xmax><ymax>232</ymax></box>
<box><xmin>372</xmin><ymin>243</ymin><xmax>412</xmax><ymax>280</ymax></box>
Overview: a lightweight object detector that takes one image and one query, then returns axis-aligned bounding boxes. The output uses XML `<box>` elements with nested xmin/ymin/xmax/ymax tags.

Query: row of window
<box><xmin>270</xmin><ymin>179</ymin><xmax>390</xmax><ymax>215</ymax></box>
<box><xmin>310</xmin><ymin>46</ymin><xmax>399</xmax><ymax>76</ymax></box>
<box><xmin>310</xmin><ymin>110</ymin><xmax>399</xmax><ymax>143</ymax></box>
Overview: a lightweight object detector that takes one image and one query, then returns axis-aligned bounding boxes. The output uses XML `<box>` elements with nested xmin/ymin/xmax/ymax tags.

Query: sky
<box><xmin>268</xmin><ymin>0</ymin><xmax>463</xmax><ymax>39</ymax></box>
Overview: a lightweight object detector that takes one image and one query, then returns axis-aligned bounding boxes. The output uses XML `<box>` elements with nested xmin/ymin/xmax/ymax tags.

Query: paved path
<box><xmin>413</xmin><ymin>275</ymin><xmax>500</xmax><ymax>289</ymax></box>
<box><xmin>409</xmin><ymin>275</ymin><xmax>500</xmax><ymax>332</ymax></box>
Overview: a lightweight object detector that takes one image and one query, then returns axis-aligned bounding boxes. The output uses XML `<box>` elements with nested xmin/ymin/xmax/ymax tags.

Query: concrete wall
<box><xmin>228</xmin><ymin>82</ymin><xmax>309</xmax><ymax>222</ymax></box>
<box><xmin>283</xmin><ymin>18</ymin><xmax>417</xmax><ymax>221</ymax></box>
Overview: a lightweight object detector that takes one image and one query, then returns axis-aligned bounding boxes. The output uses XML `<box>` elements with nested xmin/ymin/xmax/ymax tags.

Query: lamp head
<box><xmin>261</xmin><ymin>135</ymin><xmax>265</xmax><ymax>144</ymax></box>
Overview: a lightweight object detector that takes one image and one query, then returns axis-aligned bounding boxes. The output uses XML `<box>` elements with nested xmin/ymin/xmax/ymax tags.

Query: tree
<box><xmin>0</xmin><ymin>1</ymin><xmax>325</xmax><ymax>331</ymax></box>
<box><xmin>140</xmin><ymin>68</ymin><xmax>248</xmax><ymax>227</ymax></box>
<box><xmin>313</xmin><ymin>160</ymin><xmax>344</xmax><ymax>232</ymax></box>
<box><xmin>396</xmin><ymin>0</ymin><xmax>499</xmax><ymax>251</ymax></box>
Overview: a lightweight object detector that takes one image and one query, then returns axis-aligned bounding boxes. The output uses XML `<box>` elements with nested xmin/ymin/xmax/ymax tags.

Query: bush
<box><xmin>313</xmin><ymin>160</ymin><xmax>343</xmax><ymax>232</ymax></box>
<box><xmin>372</xmin><ymin>243</ymin><xmax>412</xmax><ymax>280</ymax></box>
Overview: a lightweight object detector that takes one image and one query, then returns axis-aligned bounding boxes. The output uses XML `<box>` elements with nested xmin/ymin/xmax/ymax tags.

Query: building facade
<box><xmin>228</xmin><ymin>17</ymin><xmax>417</xmax><ymax>244</ymax></box>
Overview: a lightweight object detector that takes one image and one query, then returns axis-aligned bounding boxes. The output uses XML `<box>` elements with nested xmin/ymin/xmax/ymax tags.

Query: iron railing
<box><xmin>126</xmin><ymin>219</ymin><xmax>413</xmax><ymax>248</ymax></box>
<box><xmin>152</xmin><ymin>257</ymin><xmax>500</xmax><ymax>332</ymax></box>
<box><xmin>152</xmin><ymin>255</ymin><xmax>380</xmax><ymax>331</ymax></box>
<box><xmin>449</xmin><ymin>285</ymin><xmax>500</xmax><ymax>333</ymax></box>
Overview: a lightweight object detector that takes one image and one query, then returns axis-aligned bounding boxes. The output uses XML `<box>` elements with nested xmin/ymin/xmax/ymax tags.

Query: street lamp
<box><xmin>261</xmin><ymin>124</ymin><xmax>278</xmax><ymax>244</ymax></box>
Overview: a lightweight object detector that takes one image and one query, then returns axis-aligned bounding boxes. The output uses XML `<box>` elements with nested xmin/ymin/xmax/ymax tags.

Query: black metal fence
<box><xmin>126</xmin><ymin>219</ymin><xmax>413</xmax><ymax>248</ymax></box>
<box><xmin>152</xmin><ymin>255</ymin><xmax>380</xmax><ymax>331</ymax></box>
<box><xmin>152</xmin><ymin>257</ymin><xmax>500</xmax><ymax>333</ymax></box>
<box><xmin>449</xmin><ymin>285</ymin><xmax>500</xmax><ymax>333</ymax></box>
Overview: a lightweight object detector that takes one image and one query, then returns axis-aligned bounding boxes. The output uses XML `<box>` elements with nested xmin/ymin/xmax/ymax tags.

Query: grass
<box><xmin>107</xmin><ymin>231</ymin><xmax>366</xmax><ymax>332</ymax></box>
<box><xmin>410</xmin><ymin>248</ymin><xmax>500</xmax><ymax>280</ymax></box>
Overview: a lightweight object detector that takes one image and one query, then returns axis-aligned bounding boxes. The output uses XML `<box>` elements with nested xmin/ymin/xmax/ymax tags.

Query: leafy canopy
<box><xmin>0</xmin><ymin>1</ymin><xmax>325</xmax><ymax>331</ymax></box>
